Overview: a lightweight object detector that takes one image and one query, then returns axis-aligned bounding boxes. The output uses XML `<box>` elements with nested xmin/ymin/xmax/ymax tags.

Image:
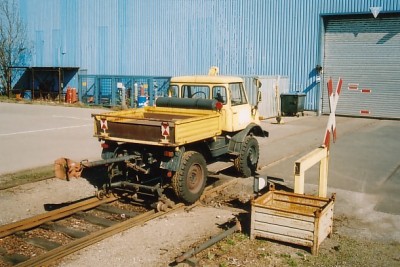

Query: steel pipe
<box><xmin>81</xmin><ymin>155</ymin><xmax>139</xmax><ymax>168</ymax></box>
<box><xmin>175</xmin><ymin>220</ymin><xmax>242</xmax><ymax>263</ymax></box>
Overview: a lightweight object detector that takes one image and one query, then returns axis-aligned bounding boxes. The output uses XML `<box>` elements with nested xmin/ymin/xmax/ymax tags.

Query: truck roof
<box><xmin>170</xmin><ymin>75</ymin><xmax>244</xmax><ymax>84</ymax></box>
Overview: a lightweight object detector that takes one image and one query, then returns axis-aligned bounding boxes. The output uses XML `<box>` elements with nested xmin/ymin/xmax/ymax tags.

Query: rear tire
<box><xmin>234</xmin><ymin>135</ymin><xmax>259</xmax><ymax>177</ymax></box>
<box><xmin>172</xmin><ymin>151</ymin><xmax>207</xmax><ymax>204</ymax></box>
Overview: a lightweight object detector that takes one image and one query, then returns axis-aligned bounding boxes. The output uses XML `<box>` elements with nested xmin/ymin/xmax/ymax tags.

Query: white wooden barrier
<box><xmin>294</xmin><ymin>146</ymin><xmax>329</xmax><ymax>198</ymax></box>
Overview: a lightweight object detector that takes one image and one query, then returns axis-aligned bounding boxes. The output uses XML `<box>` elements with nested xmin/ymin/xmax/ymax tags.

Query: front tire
<box><xmin>172</xmin><ymin>151</ymin><xmax>207</xmax><ymax>204</ymax></box>
<box><xmin>234</xmin><ymin>135</ymin><xmax>259</xmax><ymax>177</ymax></box>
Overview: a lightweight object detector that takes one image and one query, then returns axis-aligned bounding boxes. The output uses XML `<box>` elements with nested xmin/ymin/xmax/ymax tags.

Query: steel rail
<box><xmin>0</xmin><ymin>196</ymin><xmax>117</xmax><ymax>238</ymax></box>
<box><xmin>0</xmin><ymin>178</ymin><xmax>238</xmax><ymax>266</ymax></box>
<box><xmin>176</xmin><ymin>220</ymin><xmax>242</xmax><ymax>263</ymax></box>
<box><xmin>16</xmin><ymin>203</ymin><xmax>185</xmax><ymax>267</ymax></box>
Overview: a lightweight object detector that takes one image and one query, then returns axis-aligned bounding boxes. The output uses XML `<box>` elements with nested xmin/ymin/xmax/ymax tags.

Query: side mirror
<box><xmin>254</xmin><ymin>78</ymin><xmax>262</xmax><ymax>88</ymax></box>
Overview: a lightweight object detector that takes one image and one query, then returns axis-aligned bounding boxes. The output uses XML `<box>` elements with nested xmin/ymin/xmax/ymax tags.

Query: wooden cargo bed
<box><xmin>92</xmin><ymin>106</ymin><xmax>222</xmax><ymax>146</ymax></box>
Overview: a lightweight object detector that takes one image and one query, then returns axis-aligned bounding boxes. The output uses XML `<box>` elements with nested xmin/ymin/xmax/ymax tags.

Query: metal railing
<box><xmin>78</xmin><ymin>75</ymin><xmax>171</xmax><ymax>108</ymax></box>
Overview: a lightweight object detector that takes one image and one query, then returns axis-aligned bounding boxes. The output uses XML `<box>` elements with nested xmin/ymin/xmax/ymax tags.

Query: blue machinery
<box><xmin>78</xmin><ymin>75</ymin><xmax>171</xmax><ymax>108</ymax></box>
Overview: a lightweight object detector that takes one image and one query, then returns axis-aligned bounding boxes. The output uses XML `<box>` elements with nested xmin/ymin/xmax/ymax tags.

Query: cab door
<box><xmin>212</xmin><ymin>85</ymin><xmax>231</xmax><ymax>132</ymax></box>
<box><xmin>229</xmin><ymin>83</ymin><xmax>252</xmax><ymax>131</ymax></box>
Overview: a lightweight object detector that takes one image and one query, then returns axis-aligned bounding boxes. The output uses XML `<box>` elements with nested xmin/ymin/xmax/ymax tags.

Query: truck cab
<box><xmin>167</xmin><ymin>75</ymin><xmax>261</xmax><ymax>133</ymax></box>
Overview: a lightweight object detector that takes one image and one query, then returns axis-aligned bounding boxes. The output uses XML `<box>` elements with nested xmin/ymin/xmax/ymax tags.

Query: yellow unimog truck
<box><xmin>56</xmin><ymin>73</ymin><xmax>268</xmax><ymax>206</ymax></box>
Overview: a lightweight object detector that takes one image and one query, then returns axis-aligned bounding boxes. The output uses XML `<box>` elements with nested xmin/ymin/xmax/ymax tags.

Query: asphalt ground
<box><xmin>0</xmin><ymin>102</ymin><xmax>105</xmax><ymax>175</ymax></box>
<box><xmin>0</xmin><ymin>102</ymin><xmax>399</xmax><ymax>241</ymax></box>
<box><xmin>258</xmin><ymin>115</ymin><xmax>400</xmax><ymax>216</ymax></box>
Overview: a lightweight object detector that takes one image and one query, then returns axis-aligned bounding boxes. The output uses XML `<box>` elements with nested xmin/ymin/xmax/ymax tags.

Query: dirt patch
<box><xmin>170</xmin><ymin>179</ymin><xmax>400</xmax><ymax>266</ymax></box>
<box><xmin>195</xmin><ymin>230</ymin><xmax>400</xmax><ymax>267</ymax></box>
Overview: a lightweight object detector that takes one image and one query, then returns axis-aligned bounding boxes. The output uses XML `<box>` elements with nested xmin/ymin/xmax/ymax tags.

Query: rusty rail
<box><xmin>0</xmin><ymin>196</ymin><xmax>117</xmax><ymax>238</ymax></box>
<box><xmin>16</xmin><ymin>203</ymin><xmax>185</xmax><ymax>267</ymax></box>
<box><xmin>0</xmin><ymin>178</ymin><xmax>239</xmax><ymax>267</ymax></box>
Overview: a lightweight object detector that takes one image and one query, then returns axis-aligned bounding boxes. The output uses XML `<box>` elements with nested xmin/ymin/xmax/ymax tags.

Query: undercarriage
<box><xmin>55</xmin><ymin>145</ymin><xmax>176</xmax><ymax>210</ymax></box>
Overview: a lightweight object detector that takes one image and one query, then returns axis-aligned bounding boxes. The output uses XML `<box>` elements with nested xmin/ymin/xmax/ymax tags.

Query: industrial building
<box><xmin>9</xmin><ymin>0</ymin><xmax>400</xmax><ymax>119</ymax></box>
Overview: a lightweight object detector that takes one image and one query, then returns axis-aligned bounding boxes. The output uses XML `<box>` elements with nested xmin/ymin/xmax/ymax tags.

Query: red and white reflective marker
<box><xmin>323</xmin><ymin>77</ymin><xmax>342</xmax><ymax>150</ymax></box>
<box><xmin>100</xmin><ymin>119</ymin><xmax>108</xmax><ymax>133</ymax></box>
<box><xmin>161</xmin><ymin>122</ymin><xmax>170</xmax><ymax>137</ymax></box>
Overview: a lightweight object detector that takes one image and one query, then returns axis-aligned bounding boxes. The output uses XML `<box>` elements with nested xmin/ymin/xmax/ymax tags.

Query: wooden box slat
<box><xmin>251</xmin><ymin>190</ymin><xmax>335</xmax><ymax>255</ymax></box>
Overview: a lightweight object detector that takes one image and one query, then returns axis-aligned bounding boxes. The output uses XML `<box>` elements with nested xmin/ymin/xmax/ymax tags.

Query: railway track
<box><xmin>0</xmin><ymin>179</ymin><xmax>237</xmax><ymax>267</ymax></box>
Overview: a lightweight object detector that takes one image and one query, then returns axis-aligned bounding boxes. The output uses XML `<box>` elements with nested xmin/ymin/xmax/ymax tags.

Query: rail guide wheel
<box><xmin>96</xmin><ymin>189</ymin><xmax>107</xmax><ymax>199</ymax></box>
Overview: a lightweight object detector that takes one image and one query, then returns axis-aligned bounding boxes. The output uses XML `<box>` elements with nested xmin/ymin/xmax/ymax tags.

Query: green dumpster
<box><xmin>280</xmin><ymin>93</ymin><xmax>306</xmax><ymax>116</ymax></box>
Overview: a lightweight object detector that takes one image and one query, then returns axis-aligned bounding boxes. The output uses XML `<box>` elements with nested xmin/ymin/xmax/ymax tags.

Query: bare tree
<box><xmin>0</xmin><ymin>0</ymin><xmax>31</xmax><ymax>96</ymax></box>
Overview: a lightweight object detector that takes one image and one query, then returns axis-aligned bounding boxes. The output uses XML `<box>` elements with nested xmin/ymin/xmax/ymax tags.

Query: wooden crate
<box><xmin>250</xmin><ymin>188</ymin><xmax>335</xmax><ymax>255</ymax></box>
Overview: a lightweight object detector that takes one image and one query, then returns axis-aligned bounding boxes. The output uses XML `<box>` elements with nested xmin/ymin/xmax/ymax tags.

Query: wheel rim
<box><xmin>248</xmin><ymin>145</ymin><xmax>258</xmax><ymax>165</ymax></box>
<box><xmin>187</xmin><ymin>163</ymin><xmax>204</xmax><ymax>193</ymax></box>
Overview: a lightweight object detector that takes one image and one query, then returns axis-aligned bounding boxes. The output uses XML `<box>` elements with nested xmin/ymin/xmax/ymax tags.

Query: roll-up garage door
<box><xmin>322</xmin><ymin>14</ymin><xmax>400</xmax><ymax>119</ymax></box>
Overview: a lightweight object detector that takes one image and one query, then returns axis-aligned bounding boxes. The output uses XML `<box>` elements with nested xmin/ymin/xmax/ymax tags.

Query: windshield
<box><xmin>167</xmin><ymin>84</ymin><xmax>229</xmax><ymax>105</ymax></box>
<box><xmin>181</xmin><ymin>85</ymin><xmax>210</xmax><ymax>99</ymax></box>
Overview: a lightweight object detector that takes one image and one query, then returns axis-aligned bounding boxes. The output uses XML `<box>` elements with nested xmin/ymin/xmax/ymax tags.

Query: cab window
<box><xmin>167</xmin><ymin>85</ymin><xmax>179</xmax><ymax>97</ymax></box>
<box><xmin>229</xmin><ymin>83</ymin><xmax>247</xmax><ymax>106</ymax></box>
<box><xmin>181</xmin><ymin>85</ymin><xmax>210</xmax><ymax>99</ymax></box>
<box><xmin>212</xmin><ymin>86</ymin><xmax>227</xmax><ymax>104</ymax></box>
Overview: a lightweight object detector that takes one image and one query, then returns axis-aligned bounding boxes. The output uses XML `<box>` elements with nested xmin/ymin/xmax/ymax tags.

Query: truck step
<box><xmin>207</xmin><ymin>161</ymin><xmax>234</xmax><ymax>175</ymax></box>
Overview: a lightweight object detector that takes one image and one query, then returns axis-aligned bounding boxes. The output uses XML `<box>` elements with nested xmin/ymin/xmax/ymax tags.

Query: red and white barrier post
<box><xmin>294</xmin><ymin>77</ymin><xmax>342</xmax><ymax>197</ymax></box>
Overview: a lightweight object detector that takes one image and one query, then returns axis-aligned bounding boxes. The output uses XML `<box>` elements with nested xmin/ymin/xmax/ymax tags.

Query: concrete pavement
<box><xmin>258</xmin><ymin>115</ymin><xmax>400</xmax><ymax>214</ymax></box>
<box><xmin>0</xmin><ymin>102</ymin><xmax>105</xmax><ymax>175</ymax></box>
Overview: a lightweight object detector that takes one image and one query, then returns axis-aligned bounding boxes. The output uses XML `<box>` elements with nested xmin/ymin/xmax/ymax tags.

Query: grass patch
<box><xmin>0</xmin><ymin>165</ymin><xmax>54</xmax><ymax>190</ymax></box>
<box><xmin>280</xmin><ymin>253</ymin><xmax>297</xmax><ymax>267</ymax></box>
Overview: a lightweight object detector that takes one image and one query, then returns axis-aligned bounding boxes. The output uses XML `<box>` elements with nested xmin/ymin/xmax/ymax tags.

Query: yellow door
<box><xmin>229</xmin><ymin>83</ymin><xmax>252</xmax><ymax>131</ymax></box>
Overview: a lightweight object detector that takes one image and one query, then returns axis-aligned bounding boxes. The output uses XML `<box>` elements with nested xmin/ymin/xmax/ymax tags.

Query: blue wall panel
<box><xmin>18</xmin><ymin>0</ymin><xmax>400</xmax><ymax>110</ymax></box>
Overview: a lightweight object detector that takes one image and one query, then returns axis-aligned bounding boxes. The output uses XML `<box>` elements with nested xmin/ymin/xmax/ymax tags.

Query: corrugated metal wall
<box><xmin>18</xmin><ymin>0</ymin><xmax>400</xmax><ymax>111</ymax></box>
